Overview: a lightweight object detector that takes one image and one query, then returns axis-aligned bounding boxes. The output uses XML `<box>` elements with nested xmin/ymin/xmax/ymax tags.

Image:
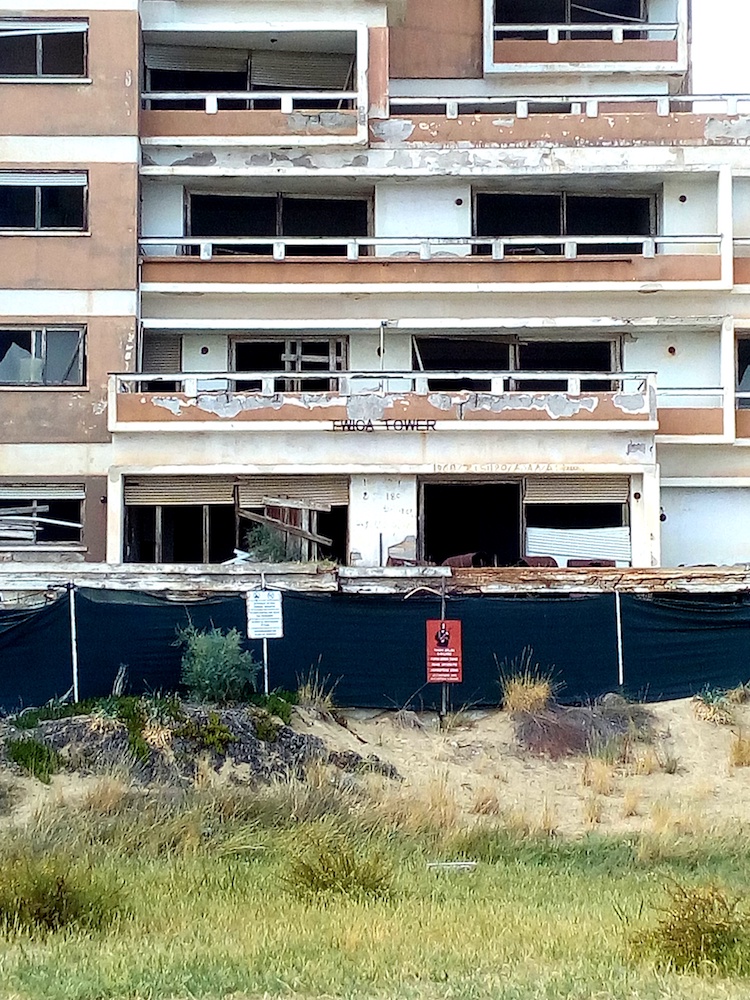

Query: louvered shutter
<box><xmin>238</xmin><ymin>476</ymin><xmax>349</xmax><ymax>507</ymax></box>
<box><xmin>0</xmin><ymin>172</ymin><xmax>86</xmax><ymax>186</ymax></box>
<box><xmin>145</xmin><ymin>44</ymin><xmax>248</xmax><ymax>72</ymax></box>
<box><xmin>124</xmin><ymin>476</ymin><xmax>235</xmax><ymax>505</ymax></box>
<box><xmin>250</xmin><ymin>50</ymin><xmax>352</xmax><ymax>89</ymax></box>
<box><xmin>0</xmin><ymin>483</ymin><xmax>84</xmax><ymax>499</ymax></box>
<box><xmin>0</xmin><ymin>20</ymin><xmax>86</xmax><ymax>36</ymax></box>
<box><xmin>142</xmin><ymin>334</ymin><xmax>181</xmax><ymax>373</ymax></box>
<box><xmin>525</xmin><ymin>527</ymin><xmax>631</xmax><ymax>560</ymax></box>
<box><xmin>524</xmin><ymin>475</ymin><xmax>630</xmax><ymax>504</ymax></box>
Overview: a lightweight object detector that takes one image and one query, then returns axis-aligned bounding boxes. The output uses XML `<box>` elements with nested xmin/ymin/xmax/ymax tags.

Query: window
<box><xmin>0</xmin><ymin>485</ymin><xmax>83</xmax><ymax>546</ymax></box>
<box><xmin>188</xmin><ymin>192</ymin><xmax>369</xmax><ymax>256</ymax></box>
<box><xmin>0</xmin><ymin>326</ymin><xmax>84</xmax><ymax>385</ymax></box>
<box><xmin>233</xmin><ymin>336</ymin><xmax>346</xmax><ymax>391</ymax></box>
<box><xmin>0</xmin><ymin>173</ymin><xmax>87</xmax><ymax>231</ymax></box>
<box><xmin>736</xmin><ymin>339</ymin><xmax>750</xmax><ymax>410</ymax></box>
<box><xmin>495</xmin><ymin>0</ymin><xmax>644</xmax><ymax>39</ymax></box>
<box><xmin>0</xmin><ymin>20</ymin><xmax>86</xmax><ymax>77</ymax></box>
<box><xmin>475</xmin><ymin>191</ymin><xmax>654</xmax><ymax>255</ymax></box>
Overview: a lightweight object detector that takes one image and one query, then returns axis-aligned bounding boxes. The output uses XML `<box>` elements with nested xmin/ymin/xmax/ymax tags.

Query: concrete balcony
<box><xmin>139</xmin><ymin>236</ymin><xmax>724</xmax><ymax>294</ymax></box>
<box><xmin>140</xmin><ymin>90</ymin><xmax>364</xmax><ymax>146</ymax></box>
<box><xmin>657</xmin><ymin>388</ymin><xmax>728</xmax><ymax>441</ymax></box>
<box><xmin>375</xmin><ymin>94</ymin><xmax>750</xmax><ymax>148</ymax></box>
<box><xmin>485</xmin><ymin>1</ymin><xmax>687</xmax><ymax>76</ymax></box>
<box><xmin>108</xmin><ymin>369</ymin><xmax>658</xmax><ymax>433</ymax></box>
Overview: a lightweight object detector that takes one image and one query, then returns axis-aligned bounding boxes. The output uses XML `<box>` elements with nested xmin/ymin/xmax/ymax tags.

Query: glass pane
<box><xmin>40</xmin><ymin>186</ymin><xmax>85</xmax><ymax>229</ymax></box>
<box><xmin>43</xmin><ymin>328</ymin><xmax>82</xmax><ymax>384</ymax></box>
<box><xmin>0</xmin><ymin>330</ymin><xmax>38</xmax><ymax>384</ymax></box>
<box><xmin>0</xmin><ymin>186</ymin><xmax>35</xmax><ymax>228</ymax></box>
<box><xmin>42</xmin><ymin>31</ymin><xmax>85</xmax><ymax>75</ymax></box>
<box><xmin>0</xmin><ymin>34</ymin><xmax>36</xmax><ymax>74</ymax></box>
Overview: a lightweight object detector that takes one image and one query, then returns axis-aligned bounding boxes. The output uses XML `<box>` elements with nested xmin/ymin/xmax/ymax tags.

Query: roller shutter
<box><xmin>145</xmin><ymin>44</ymin><xmax>248</xmax><ymax>72</ymax></box>
<box><xmin>124</xmin><ymin>476</ymin><xmax>235</xmax><ymax>505</ymax></box>
<box><xmin>0</xmin><ymin>483</ymin><xmax>84</xmax><ymax>499</ymax></box>
<box><xmin>524</xmin><ymin>475</ymin><xmax>630</xmax><ymax>504</ymax></box>
<box><xmin>250</xmin><ymin>50</ymin><xmax>353</xmax><ymax>89</ymax></box>
<box><xmin>238</xmin><ymin>475</ymin><xmax>349</xmax><ymax>507</ymax></box>
<box><xmin>142</xmin><ymin>333</ymin><xmax>181</xmax><ymax>373</ymax></box>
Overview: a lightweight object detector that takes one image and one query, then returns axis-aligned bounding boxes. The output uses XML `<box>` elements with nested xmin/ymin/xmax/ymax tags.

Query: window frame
<box><xmin>0</xmin><ymin>325</ymin><xmax>86</xmax><ymax>388</ymax></box>
<box><xmin>0</xmin><ymin>487</ymin><xmax>84</xmax><ymax>549</ymax></box>
<box><xmin>0</xmin><ymin>19</ymin><xmax>88</xmax><ymax>80</ymax></box>
<box><xmin>0</xmin><ymin>172</ymin><xmax>88</xmax><ymax>234</ymax></box>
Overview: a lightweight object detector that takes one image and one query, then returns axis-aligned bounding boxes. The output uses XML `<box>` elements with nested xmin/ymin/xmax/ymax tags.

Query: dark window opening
<box><xmin>0</xmin><ymin>180</ymin><xmax>86</xmax><ymax>231</ymax></box>
<box><xmin>317</xmin><ymin>506</ymin><xmax>348</xmax><ymax>564</ymax></box>
<box><xmin>737</xmin><ymin>339</ymin><xmax>750</xmax><ymax>410</ymax></box>
<box><xmin>494</xmin><ymin>0</ymin><xmax>644</xmax><ymax>39</ymax></box>
<box><xmin>414</xmin><ymin>337</ymin><xmax>511</xmax><ymax>391</ymax></box>
<box><xmin>125</xmin><ymin>503</ymin><xmax>236</xmax><ymax>564</ymax></box>
<box><xmin>148</xmin><ymin>68</ymin><xmax>247</xmax><ymax>110</ymax></box>
<box><xmin>188</xmin><ymin>193</ymin><xmax>368</xmax><ymax>257</ymax></box>
<box><xmin>240</xmin><ymin>502</ymin><xmax>348</xmax><ymax>563</ymax></box>
<box><xmin>0</xmin><ymin>497</ymin><xmax>82</xmax><ymax>545</ymax></box>
<box><xmin>525</xmin><ymin>502</ymin><xmax>625</xmax><ymax>529</ymax></box>
<box><xmin>422</xmin><ymin>482</ymin><xmax>521</xmax><ymax>567</ymax></box>
<box><xmin>518</xmin><ymin>340</ymin><xmax>614</xmax><ymax>391</ymax></box>
<box><xmin>0</xmin><ymin>24</ymin><xmax>86</xmax><ymax>77</ymax></box>
<box><xmin>0</xmin><ymin>327</ymin><xmax>84</xmax><ymax>385</ymax></box>
<box><xmin>233</xmin><ymin>337</ymin><xmax>345</xmax><ymax>391</ymax></box>
<box><xmin>475</xmin><ymin>192</ymin><xmax>652</xmax><ymax>256</ymax></box>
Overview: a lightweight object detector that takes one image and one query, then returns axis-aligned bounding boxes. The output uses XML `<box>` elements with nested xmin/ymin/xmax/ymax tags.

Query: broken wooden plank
<box><xmin>262</xmin><ymin>496</ymin><xmax>332</xmax><ymax>512</ymax></box>
<box><xmin>0</xmin><ymin>515</ymin><xmax>82</xmax><ymax>529</ymax></box>
<box><xmin>238</xmin><ymin>508</ymin><xmax>333</xmax><ymax>546</ymax></box>
<box><xmin>0</xmin><ymin>505</ymin><xmax>50</xmax><ymax>516</ymax></box>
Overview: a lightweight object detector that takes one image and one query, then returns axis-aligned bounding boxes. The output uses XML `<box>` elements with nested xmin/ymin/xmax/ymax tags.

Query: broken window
<box><xmin>494</xmin><ymin>0</ymin><xmax>644</xmax><ymax>38</ymax></box>
<box><xmin>413</xmin><ymin>337</ymin><xmax>511</xmax><ymax>391</ymax></box>
<box><xmin>0</xmin><ymin>487</ymin><xmax>83</xmax><ymax>546</ymax></box>
<box><xmin>737</xmin><ymin>338</ymin><xmax>750</xmax><ymax>410</ymax></box>
<box><xmin>0</xmin><ymin>326</ymin><xmax>84</xmax><ymax>385</ymax></box>
<box><xmin>475</xmin><ymin>192</ymin><xmax>653</xmax><ymax>255</ymax></box>
<box><xmin>517</xmin><ymin>340</ymin><xmax>615</xmax><ymax>391</ymax></box>
<box><xmin>0</xmin><ymin>173</ymin><xmax>86</xmax><ymax>231</ymax></box>
<box><xmin>0</xmin><ymin>20</ymin><xmax>86</xmax><ymax>77</ymax></box>
<box><xmin>144</xmin><ymin>43</ymin><xmax>355</xmax><ymax>110</ymax></box>
<box><xmin>233</xmin><ymin>337</ymin><xmax>346</xmax><ymax>391</ymax></box>
<box><xmin>421</xmin><ymin>482</ymin><xmax>522</xmax><ymax>567</ymax></box>
<box><xmin>188</xmin><ymin>193</ymin><xmax>369</xmax><ymax>256</ymax></box>
<box><xmin>125</xmin><ymin>504</ymin><xmax>236</xmax><ymax>563</ymax></box>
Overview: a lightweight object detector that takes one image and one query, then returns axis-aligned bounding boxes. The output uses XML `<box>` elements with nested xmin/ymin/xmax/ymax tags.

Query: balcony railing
<box><xmin>109</xmin><ymin>369</ymin><xmax>657</xmax><ymax>431</ymax></box>
<box><xmin>141</xmin><ymin>90</ymin><xmax>358</xmax><ymax>113</ymax></box>
<box><xmin>140</xmin><ymin>234</ymin><xmax>721</xmax><ymax>262</ymax></box>
<box><xmin>389</xmin><ymin>93</ymin><xmax>750</xmax><ymax>120</ymax></box>
<box><xmin>493</xmin><ymin>21</ymin><xmax>678</xmax><ymax>42</ymax></box>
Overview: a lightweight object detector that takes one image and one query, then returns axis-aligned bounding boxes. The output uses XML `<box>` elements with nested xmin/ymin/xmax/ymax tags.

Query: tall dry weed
<box><xmin>582</xmin><ymin>758</ymin><xmax>615</xmax><ymax>796</ymax></box>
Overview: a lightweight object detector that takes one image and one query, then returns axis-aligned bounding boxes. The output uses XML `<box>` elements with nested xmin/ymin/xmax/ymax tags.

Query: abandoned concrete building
<box><xmin>2</xmin><ymin>0</ymin><xmax>750</xmax><ymax>574</ymax></box>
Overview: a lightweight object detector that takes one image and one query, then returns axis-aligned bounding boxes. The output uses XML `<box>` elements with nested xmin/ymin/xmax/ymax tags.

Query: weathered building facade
<box><xmin>2</xmin><ymin>0</ymin><xmax>750</xmax><ymax>571</ymax></box>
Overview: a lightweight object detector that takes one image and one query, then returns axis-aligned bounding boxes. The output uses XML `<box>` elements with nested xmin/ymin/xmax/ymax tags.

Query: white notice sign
<box><xmin>246</xmin><ymin>590</ymin><xmax>284</xmax><ymax>639</ymax></box>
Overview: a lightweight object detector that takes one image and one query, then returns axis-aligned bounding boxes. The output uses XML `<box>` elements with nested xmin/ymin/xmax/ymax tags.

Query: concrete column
<box><xmin>348</xmin><ymin>474</ymin><xmax>418</xmax><ymax>566</ymax></box>
<box><xmin>630</xmin><ymin>466</ymin><xmax>661</xmax><ymax>567</ymax></box>
<box><xmin>718</xmin><ymin>166</ymin><xmax>734</xmax><ymax>288</ymax></box>
<box><xmin>720</xmin><ymin>315</ymin><xmax>736</xmax><ymax>440</ymax></box>
<box><xmin>106</xmin><ymin>468</ymin><xmax>124</xmax><ymax>564</ymax></box>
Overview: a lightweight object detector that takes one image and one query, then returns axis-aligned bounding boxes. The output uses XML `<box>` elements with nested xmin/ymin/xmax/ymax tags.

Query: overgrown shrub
<box><xmin>252</xmin><ymin>709</ymin><xmax>280</xmax><ymax>743</ymax></box>
<box><xmin>0</xmin><ymin>855</ymin><xmax>119</xmax><ymax>935</ymax></box>
<box><xmin>175</xmin><ymin>711</ymin><xmax>234</xmax><ymax>754</ymax></box>
<box><xmin>250</xmin><ymin>690</ymin><xmax>297</xmax><ymax>725</ymax></box>
<box><xmin>245</xmin><ymin>524</ymin><xmax>288</xmax><ymax>563</ymax></box>
<box><xmin>285</xmin><ymin>831</ymin><xmax>393</xmax><ymax>899</ymax></box>
<box><xmin>6</xmin><ymin>738</ymin><xmax>60</xmax><ymax>784</ymax></box>
<box><xmin>177</xmin><ymin>624</ymin><xmax>260</xmax><ymax>702</ymax></box>
<box><xmin>637</xmin><ymin>882</ymin><xmax>749</xmax><ymax>974</ymax></box>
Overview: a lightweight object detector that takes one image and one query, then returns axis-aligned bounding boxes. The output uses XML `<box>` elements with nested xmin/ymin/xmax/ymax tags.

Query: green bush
<box><xmin>252</xmin><ymin>709</ymin><xmax>280</xmax><ymax>743</ymax></box>
<box><xmin>638</xmin><ymin>882</ymin><xmax>749</xmax><ymax>974</ymax></box>
<box><xmin>250</xmin><ymin>690</ymin><xmax>297</xmax><ymax>725</ymax></box>
<box><xmin>6</xmin><ymin>738</ymin><xmax>60</xmax><ymax>784</ymax></box>
<box><xmin>175</xmin><ymin>712</ymin><xmax>234</xmax><ymax>754</ymax></box>
<box><xmin>0</xmin><ymin>855</ymin><xmax>119</xmax><ymax>935</ymax></box>
<box><xmin>11</xmin><ymin>699</ymin><xmax>100</xmax><ymax>730</ymax></box>
<box><xmin>245</xmin><ymin>524</ymin><xmax>288</xmax><ymax>563</ymax></box>
<box><xmin>177</xmin><ymin>624</ymin><xmax>260</xmax><ymax>703</ymax></box>
<box><xmin>286</xmin><ymin>832</ymin><xmax>393</xmax><ymax>899</ymax></box>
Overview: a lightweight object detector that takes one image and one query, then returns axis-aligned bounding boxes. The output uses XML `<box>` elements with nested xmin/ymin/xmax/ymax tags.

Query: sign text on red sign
<box><xmin>426</xmin><ymin>619</ymin><xmax>463</xmax><ymax>683</ymax></box>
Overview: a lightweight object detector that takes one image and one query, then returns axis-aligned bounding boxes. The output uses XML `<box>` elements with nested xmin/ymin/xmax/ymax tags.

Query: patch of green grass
<box><xmin>249</xmin><ymin>690</ymin><xmax>298</xmax><ymax>725</ymax></box>
<box><xmin>251</xmin><ymin>709</ymin><xmax>281</xmax><ymax>743</ymax></box>
<box><xmin>11</xmin><ymin>699</ymin><xmax>101</xmax><ymax>730</ymax></box>
<box><xmin>6</xmin><ymin>738</ymin><xmax>60</xmax><ymax>784</ymax></box>
<box><xmin>175</xmin><ymin>712</ymin><xmax>234</xmax><ymax>755</ymax></box>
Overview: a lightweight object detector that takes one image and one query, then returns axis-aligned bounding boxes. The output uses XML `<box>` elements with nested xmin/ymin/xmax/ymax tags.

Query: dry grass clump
<box><xmin>499</xmin><ymin>648</ymin><xmax>555</xmax><ymax>714</ymax></box>
<box><xmin>582</xmin><ymin>758</ymin><xmax>615</xmax><ymax>796</ymax></box>
<box><xmin>440</xmin><ymin>708</ymin><xmax>475</xmax><ymax>732</ymax></box>
<box><xmin>631</xmin><ymin>745</ymin><xmax>679</xmax><ymax>776</ymax></box>
<box><xmin>470</xmin><ymin>785</ymin><xmax>504</xmax><ymax>816</ymax></box>
<box><xmin>582</xmin><ymin>795</ymin><xmax>603</xmax><ymax>827</ymax></box>
<box><xmin>376</xmin><ymin>771</ymin><xmax>460</xmax><ymax>834</ymax></box>
<box><xmin>636</xmin><ymin>882</ymin><xmax>750</xmax><ymax>974</ymax></box>
<box><xmin>297</xmin><ymin>666</ymin><xmax>337</xmax><ymax>719</ymax></box>
<box><xmin>726</xmin><ymin>682</ymin><xmax>750</xmax><ymax>705</ymax></box>
<box><xmin>692</xmin><ymin>688</ymin><xmax>735</xmax><ymax>726</ymax></box>
<box><xmin>729</xmin><ymin>731</ymin><xmax>750</xmax><ymax>769</ymax></box>
<box><xmin>621</xmin><ymin>786</ymin><xmax>641</xmax><ymax>818</ymax></box>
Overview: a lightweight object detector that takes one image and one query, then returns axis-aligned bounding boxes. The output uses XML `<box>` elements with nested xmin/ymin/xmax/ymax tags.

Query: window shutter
<box><xmin>0</xmin><ymin>483</ymin><xmax>84</xmax><ymax>499</ymax></box>
<box><xmin>142</xmin><ymin>334</ymin><xmax>181</xmax><ymax>373</ymax></box>
<box><xmin>145</xmin><ymin>44</ymin><xmax>248</xmax><ymax>72</ymax></box>
<box><xmin>524</xmin><ymin>475</ymin><xmax>630</xmax><ymax>504</ymax></box>
<box><xmin>124</xmin><ymin>476</ymin><xmax>235</xmax><ymax>505</ymax></box>
<box><xmin>0</xmin><ymin>20</ymin><xmax>87</xmax><ymax>36</ymax></box>
<box><xmin>250</xmin><ymin>50</ymin><xmax>352</xmax><ymax>89</ymax></box>
<box><xmin>525</xmin><ymin>527</ymin><xmax>632</xmax><ymax>560</ymax></box>
<box><xmin>0</xmin><ymin>172</ymin><xmax>86</xmax><ymax>186</ymax></box>
<box><xmin>238</xmin><ymin>475</ymin><xmax>349</xmax><ymax>507</ymax></box>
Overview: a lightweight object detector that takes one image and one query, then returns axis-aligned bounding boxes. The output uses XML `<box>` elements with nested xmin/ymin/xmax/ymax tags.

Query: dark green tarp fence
<box><xmin>0</xmin><ymin>588</ymin><xmax>748</xmax><ymax>711</ymax></box>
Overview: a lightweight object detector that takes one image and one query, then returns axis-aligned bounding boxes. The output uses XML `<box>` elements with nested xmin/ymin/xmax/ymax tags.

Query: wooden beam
<box><xmin>238</xmin><ymin>508</ymin><xmax>332</xmax><ymax>546</ymax></box>
<box><xmin>262</xmin><ymin>496</ymin><xmax>332</xmax><ymax>512</ymax></box>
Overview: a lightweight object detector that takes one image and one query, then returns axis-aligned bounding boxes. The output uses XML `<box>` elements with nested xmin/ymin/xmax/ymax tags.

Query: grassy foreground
<box><xmin>2</xmin><ymin>775</ymin><xmax>750</xmax><ymax>1000</ymax></box>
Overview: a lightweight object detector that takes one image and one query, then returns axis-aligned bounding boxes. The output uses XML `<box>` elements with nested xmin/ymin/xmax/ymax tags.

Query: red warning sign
<box><xmin>426</xmin><ymin>619</ymin><xmax>463</xmax><ymax>683</ymax></box>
